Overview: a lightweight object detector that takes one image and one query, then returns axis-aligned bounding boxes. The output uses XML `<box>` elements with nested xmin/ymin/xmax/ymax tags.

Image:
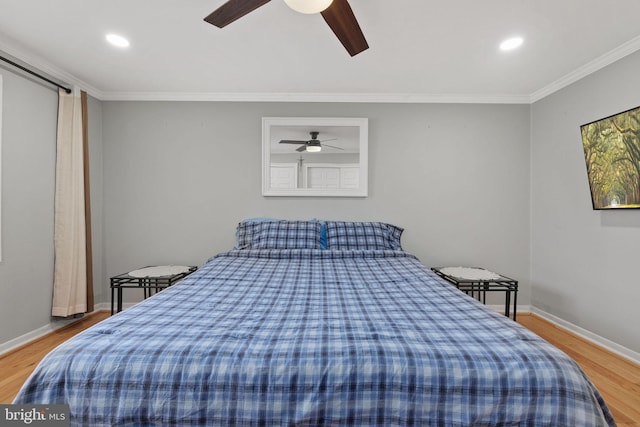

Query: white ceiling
<box><xmin>1</xmin><ymin>0</ymin><xmax>640</xmax><ymax>103</ymax></box>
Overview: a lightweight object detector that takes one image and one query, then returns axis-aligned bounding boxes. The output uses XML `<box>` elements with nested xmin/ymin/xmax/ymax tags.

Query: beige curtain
<box><xmin>51</xmin><ymin>88</ymin><xmax>92</xmax><ymax>317</ymax></box>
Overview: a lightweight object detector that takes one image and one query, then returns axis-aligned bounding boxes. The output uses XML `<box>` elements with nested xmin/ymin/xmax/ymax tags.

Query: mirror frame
<box><xmin>262</xmin><ymin>117</ymin><xmax>368</xmax><ymax>197</ymax></box>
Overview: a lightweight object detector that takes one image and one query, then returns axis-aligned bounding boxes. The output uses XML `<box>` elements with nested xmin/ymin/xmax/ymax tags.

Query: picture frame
<box><xmin>580</xmin><ymin>105</ymin><xmax>640</xmax><ymax>209</ymax></box>
<box><xmin>262</xmin><ymin>117</ymin><xmax>368</xmax><ymax>197</ymax></box>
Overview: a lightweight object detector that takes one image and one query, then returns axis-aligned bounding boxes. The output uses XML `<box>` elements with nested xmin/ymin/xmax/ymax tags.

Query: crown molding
<box><xmin>530</xmin><ymin>34</ymin><xmax>640</xmax><ymax>103</ymax></box>
<box><xmin>99</xmin><ymin>91</ymin><xmax>531</xmax><ymax>104</ymax></box>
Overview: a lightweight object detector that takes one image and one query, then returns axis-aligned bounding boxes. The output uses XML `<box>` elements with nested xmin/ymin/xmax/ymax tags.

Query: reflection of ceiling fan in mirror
<box><xmin>279</xmin><ymin>131</ymin><xmax>343</xmax><ymax>152</ymax></box>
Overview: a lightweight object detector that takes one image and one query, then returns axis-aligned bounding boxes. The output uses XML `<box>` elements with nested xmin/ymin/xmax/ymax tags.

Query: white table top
<box><xmin>438</xmin><ymin>267</ymin><xmax>501</xmax><ymax>281</ymax></box>
<box><xmin>128</xmin><ymin>265</ymin><xmax>192</xmax><ymax>278</ymax></box>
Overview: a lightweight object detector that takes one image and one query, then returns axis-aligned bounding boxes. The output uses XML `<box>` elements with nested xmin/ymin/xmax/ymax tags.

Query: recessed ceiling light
<box><xmin>500</xmin><ymin>37</ymin><xmax>523</xmax><ymax>51</ymax></box>
<box><xmin>106</xmin><ymin>34</ymin><xmax>130</xmax><ymax>48</ymax></box>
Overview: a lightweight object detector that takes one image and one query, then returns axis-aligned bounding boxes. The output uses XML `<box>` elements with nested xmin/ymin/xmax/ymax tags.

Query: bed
<box><xmin>15</xmin><ymin>221</ymin><xmax>616</xmax><ymax>426</ymax></box>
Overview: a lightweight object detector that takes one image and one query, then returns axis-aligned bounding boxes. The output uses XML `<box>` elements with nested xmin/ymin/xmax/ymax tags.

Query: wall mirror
<box><xmin>262</xmin><ymin>117</ymin><xmax>368</xmax><ymax>197</ymax></box>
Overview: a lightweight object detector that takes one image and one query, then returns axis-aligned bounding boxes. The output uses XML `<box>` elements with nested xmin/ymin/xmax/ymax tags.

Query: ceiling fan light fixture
<box><xmin>284</xmin><ymin>0</ymin><xmax>333</xmax><ymax>14</ymax></box>
<box><xmin>306</xmin><ymin>145</ymin><xmax>322</xmax><ymax>152</ymax></box>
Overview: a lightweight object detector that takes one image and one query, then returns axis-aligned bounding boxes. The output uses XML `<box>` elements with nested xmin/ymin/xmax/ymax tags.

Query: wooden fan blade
<box><xmin>280</xmin><ymin>140</ymin><xmax>308</xmax><ymax>144</ymax></box>
<box><xmin>322</xmin><ymin>144</ymin><xmax>344</xmax><ymax>150</ymax></box>
<box><xmin>296</xmin><ymin>145</ymin><xmax>307</xmax><ymax>152</ymax></box>
<box><xmin>204</xmin><ymin>0</ymin><xmax>271</xmax><ymax>28</ymax></box>
<box><xmin>321</xmin><ymin>0</ymin><xmax>369</xmax><ymax>56</ymax></box>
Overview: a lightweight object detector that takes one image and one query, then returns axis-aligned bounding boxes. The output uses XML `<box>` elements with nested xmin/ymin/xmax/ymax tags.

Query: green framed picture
<box><xmin>580</xmin><ymin>105</ymin><xmax>640</xmax><ymax>209</ymax></box>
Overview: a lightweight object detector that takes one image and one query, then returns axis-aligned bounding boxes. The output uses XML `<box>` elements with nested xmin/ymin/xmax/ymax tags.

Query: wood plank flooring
<box><xmin>518</xmin><ymin>314</ymin><xmax>640</xmax><ymax>427</ymax></box>
<box><xmin>0</xmin><ymin>310</ymin><xmax>109</xmax><ymax>403</ymax></box>
<box><xmin>0</xmin><ymin>311</ymin><xmax>638</xmax><ymax>426</ymax></box>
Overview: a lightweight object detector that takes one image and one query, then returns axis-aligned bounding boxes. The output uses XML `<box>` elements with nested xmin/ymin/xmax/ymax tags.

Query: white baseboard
<box><xmin>531</xmin><ymin>307</ymin><xmax>640</xmax><ymax>366</ymax></box>
<box><xmin>487</xmin><ymin>304</ymin><xmax>640</xmax><ymax>365</ymax></box>
<box><xmin>0</xmin><ymin>319</ymin><xmax>75</xmax><ymax>356</ymax></box>
<box><xmin>0</xmin><ymin>306</ymin><xmax>110</xmax><ymax>356</ymax></box>
<box><xmin>486</xmin><ymin>304</ymin><xmax>532</xmax><ymax>315</ymax></box>
<box><xmin>479</xmin><ymin>304</ymin><xmax>639</xmax><ymax>365</ymax></box>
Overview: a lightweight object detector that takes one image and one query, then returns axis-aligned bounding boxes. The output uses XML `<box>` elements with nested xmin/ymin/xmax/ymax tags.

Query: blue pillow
<box><xmin>252</xmin><ymin>221</ymin><xmax>322</xmax><ymax>249</ymax></box>
<box><xmin>234</xmin><ymin>218</ymin><xmax>283</xmax><ymax>249</ymax></box>
<box><xmin>325</xmin><ymin>221</ymin><xmax>403</xmax><ymax>250</ymax></box>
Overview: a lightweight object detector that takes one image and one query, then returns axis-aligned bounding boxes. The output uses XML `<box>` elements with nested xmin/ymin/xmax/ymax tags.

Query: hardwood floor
<box><xmin>517</xmin><ymin>313</ymin><xmax>640</xmax><ymax>427</ymax></box>
<box><xmin>0</xmin><ymin>311</ymin><xmax>638</xmax><ymax>426</ymax></box>
<box><xmin>0</xmin><ymin>310</ymin><xmax>109</xmax><ymax>403</ymax></box>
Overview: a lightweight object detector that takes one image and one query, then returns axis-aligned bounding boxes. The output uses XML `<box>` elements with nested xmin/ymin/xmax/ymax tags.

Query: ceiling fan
<box><xmin>279</xmin><ymin>131</ymin><xmax>343</xmax><ymax>152</ymax></box>
<box><xmin>204</xmin><ymin>0</ymin><xmax>369</xmax><ymax>56</ymax></box>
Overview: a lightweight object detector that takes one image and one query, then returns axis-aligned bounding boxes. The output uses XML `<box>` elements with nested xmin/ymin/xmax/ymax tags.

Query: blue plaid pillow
<box><xmin>325</xmin><ymin>221</ymin><xmax>403</xmax><ymax>250</ymax></box>
<box><xmin>235</xmin><ymin>219</ymin><xmax>284</xmax><ymax>249</ymax></box>
<box><xmin>253</xmin><ymin>221</ymin><xmax>322</xmax><ymax>249</ymax></box>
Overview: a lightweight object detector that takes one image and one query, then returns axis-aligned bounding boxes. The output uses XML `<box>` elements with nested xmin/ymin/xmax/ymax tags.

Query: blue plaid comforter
<box><xmin>15</xmin><ymin>250</ymin><xmax>615</xmax><ymax>426</ymax></box>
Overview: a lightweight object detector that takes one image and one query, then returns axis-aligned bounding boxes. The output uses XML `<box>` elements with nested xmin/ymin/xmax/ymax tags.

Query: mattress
<box><xmin>14</xmin><ymin>249</ymin><xmax>615</xmax><ymax>426</ymax></box>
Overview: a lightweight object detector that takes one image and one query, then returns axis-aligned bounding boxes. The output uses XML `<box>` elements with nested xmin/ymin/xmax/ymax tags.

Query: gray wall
<box><xmin>102</xmin><ymin>102</ymin><xmax>531</xmax><ymax>306</ymax></box>
<box><xmin>531</xmin><ymin>50</ymin><xmax>640</xmax><ymax>353</ymax></box>
<box><xmin>0</xmin><ymin>68</ymin><xmax>104</xmax><ymax>344</ymax></box>
<box><xmin>0</xmin><ymin>70</ymin><xmax>57</xmax><ymax>343</ymax></box>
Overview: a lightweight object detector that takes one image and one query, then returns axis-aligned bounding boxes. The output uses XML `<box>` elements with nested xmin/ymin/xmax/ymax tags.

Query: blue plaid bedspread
<box><xmin>15</xmin><ymin>250</ymin><xmax>615</xmax><ymax>426</ymax></box>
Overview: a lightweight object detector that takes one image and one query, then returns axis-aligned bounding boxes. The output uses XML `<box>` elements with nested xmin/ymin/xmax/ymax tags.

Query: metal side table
<box><xmin>110</xmin><ymin>265</ymin><xmax>197</xmax><ymax>314</ymax></box>
<box><xmin>431</xmin><ymin>266</ymin><xmax>518</xmax><ymax>320</ymax></box>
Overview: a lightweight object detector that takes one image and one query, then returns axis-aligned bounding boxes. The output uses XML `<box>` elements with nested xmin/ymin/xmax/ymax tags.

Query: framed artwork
<box><xmin>580</xmin><ymin>105</ymin><xmax>640</xmax><ymax>209</ymax></box>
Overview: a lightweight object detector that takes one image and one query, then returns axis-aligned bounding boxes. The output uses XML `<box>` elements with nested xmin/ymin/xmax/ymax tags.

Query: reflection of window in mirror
<box><xmin>262</xmin><ymin>117</ymin><xmax>368</xmax><ymax>197</ymax></box>
<box><xmin>270</xmin><ymin>163</ymin><xmax>298</xmax><ymax>189</ymax></box>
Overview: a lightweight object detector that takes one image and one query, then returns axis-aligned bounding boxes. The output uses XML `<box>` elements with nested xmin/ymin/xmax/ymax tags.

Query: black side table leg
<box><xmin>482</xmin><ymin>282</ymin><xmax>488</xmax><ymax>304</ymax></box>
<box><xmin>505</xmin><ymin>290</ymin><xmax>511</xmax><ymax>319</ymax></box>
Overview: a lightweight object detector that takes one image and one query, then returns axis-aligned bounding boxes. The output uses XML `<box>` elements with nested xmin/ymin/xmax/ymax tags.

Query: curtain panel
<box><xmin>51</xmin><ymin>88</ymin><xmax>92</xmax><ymax>317</ymax></box>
